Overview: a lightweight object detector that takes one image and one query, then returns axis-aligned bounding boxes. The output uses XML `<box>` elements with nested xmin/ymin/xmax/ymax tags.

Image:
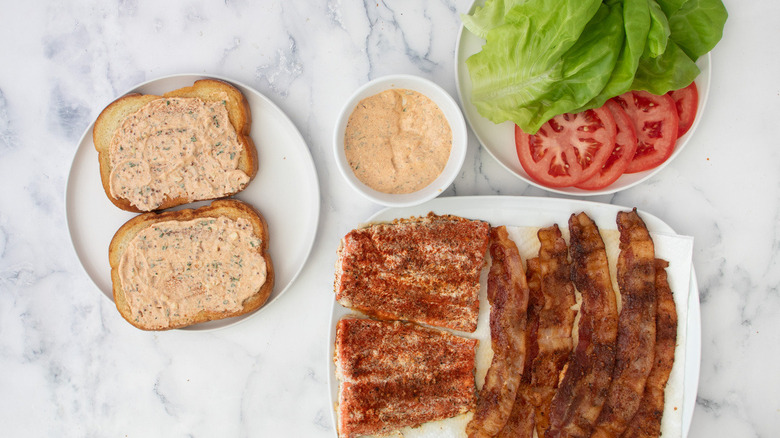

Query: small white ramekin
<box><xmin>333</xmin><ymin>74</ymin><xmax>468</xmax><ymax>208</ymax></box>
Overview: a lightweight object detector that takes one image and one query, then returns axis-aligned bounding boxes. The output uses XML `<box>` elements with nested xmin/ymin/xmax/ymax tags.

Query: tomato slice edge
<box><xmin>615</xmin><ymin>90</ymin><xmax>679</xmax><ymax>174</ymax></box>
<box><xmin>575</xmin><ymin>99</ymin><xmax>639</xmax><ymax>190</ymax></box>
<box><xmin>515</xmin><ymin>107</ymin><xmax>617</xmax><ymax>188</ymax></box>
<box><xmin>669</xmin><ymin>82</ymin><xmax>699</xmax><ymax>138</ymax></box>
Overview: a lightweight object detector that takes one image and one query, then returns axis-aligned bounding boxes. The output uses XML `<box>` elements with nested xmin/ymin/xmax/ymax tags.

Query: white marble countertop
<box><xmin>1</xmin><ymin>1</ymin><xmax>778</xmax><ymax>436</ymax></box>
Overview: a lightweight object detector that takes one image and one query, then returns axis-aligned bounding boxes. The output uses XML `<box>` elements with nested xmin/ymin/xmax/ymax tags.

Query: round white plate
<box><xmin>327</xmin><ymin>196</ymin><xmax>700</xmax><ymax>437</ymax></box>
<box><xmin>454</xmin><ymin>1</ymin><xmax>711</xmax><ymax>196</ymax></box>
<box><xmin>66</xmin><ymin>74</ymin><xmax>320</xmax><ymax>331</ymax></box>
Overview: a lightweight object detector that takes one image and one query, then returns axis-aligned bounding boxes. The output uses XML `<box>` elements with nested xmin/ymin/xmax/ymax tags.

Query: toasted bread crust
<box><xmin>93</xmin><ymin>79</ymin><xmax>257</xmax><ymax>212</ymax></box>
<box><xmin>109</xmin><ymin>199</ymin><xmax>274</xmax><ymax>330</ymax></box>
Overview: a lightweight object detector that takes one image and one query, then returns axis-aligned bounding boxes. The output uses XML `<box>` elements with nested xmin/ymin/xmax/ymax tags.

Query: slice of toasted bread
<box><xmin>109</xmin><ymin>199</ymin><xmax>274</xmax><ymax>330</ymax></box>
<box><xmin>93</xmin><ymin>79</ymin><xmax>258</xmax><ymax>212</ymax></box>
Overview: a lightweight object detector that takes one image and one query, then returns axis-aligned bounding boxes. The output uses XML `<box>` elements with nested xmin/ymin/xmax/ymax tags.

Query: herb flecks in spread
<box><xmin>118</xmin><ymin>216</ymin><xmax>267</xmax><ymax>330</ymax></box>
<box><xmin>108</xmin><ymin>97</ymin><xmax>250</xmax><ymax>211</ymax></box>
<box><xmin>344</xmin><ymin>89</ymin><xmax>452</xmax><ymax>194</ymax></box>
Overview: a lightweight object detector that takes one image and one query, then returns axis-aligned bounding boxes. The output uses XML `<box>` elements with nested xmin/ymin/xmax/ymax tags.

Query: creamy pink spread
<box><xmin>118</xmin><ymin>216</ymin><xmax>267</xmax><ymax>329</ymax></box>
<box><xmin>108</xmin><ymin>97</ymin><xmax>250</xmax><ymax>211</ymax></box>
<box><xmin>344</xmin><ymin>88</ymin><xmax>452</xmax><ymax>194</ymax></box>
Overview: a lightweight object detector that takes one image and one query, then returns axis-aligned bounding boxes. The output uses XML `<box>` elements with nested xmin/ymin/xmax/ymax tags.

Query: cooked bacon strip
<box><xmin>592</xmin><ymin>209</ymin><xmax>658</xmax><ymax>437</ymax></box>
<box><xmin>497</xmin><ymin>392</ymin><xmax>536</xmax><ymax>438</ymax></box>
<box><xmin>531</xmin><ymin>225</ymin><xmax>578</xmax><ymax>438</ymax></box>
<box><xmin>524</xmin><ymin>256</ymin><xmax>543</xmax><ymax>380</ymax></box>
<box><xmin>467</xmin><ymin>226</ymin><xmax>530</xmax><ymax>438</ymax></box>
<box><xmin>501</xmin><ymin>225</ymin><xmax>578</xmax><ymax>438</ymax></box>
<box><xmin>497</xmin><ymin>256</ymin><xmax>543</xmax><ymax>438</ymax></box>
<box><xmin>621</xmin><ymin>259</ymin><xmax>678</xmax><ymax>438</ymax></box>
<box><xmin>335</xmin><ymin>317</ymin><xmax>478</xmax><ymax>438</ymax></box>
<box><xmin>546</xmin><ymin>213</ymin><xmax>619</xmax><ymax>438</ymax></box>
<box><xmin>334</xmin><ymin>213</ymin><xmax>490</xmax><ymax>332</ymax></box>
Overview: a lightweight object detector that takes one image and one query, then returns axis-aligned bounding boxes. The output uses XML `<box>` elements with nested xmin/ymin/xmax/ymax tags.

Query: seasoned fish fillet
<box><xmin>335</xmin><ymin>317</ymin><xmax>478</xmax><ymax>438</ymax></box>
<box><xmin>335</xmin><ymin>213</ymin><xmax>490</xmax><ymax>332</ymax></box>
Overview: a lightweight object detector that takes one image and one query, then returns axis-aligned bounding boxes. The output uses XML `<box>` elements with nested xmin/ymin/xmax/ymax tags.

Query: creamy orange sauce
<box><xmin>118</xmin><ymin>216</ymin><xmax>267</xmax><ymax>329</ymax></box>
<box><xmin>108</xmin><ymin>97</ymin><xmax>250</xmax><ymax>211</ymax></box>
<box><xmin>344</xmin><ymin>89</ymin><xmax>452</xmax><ymax>194</ymax></box>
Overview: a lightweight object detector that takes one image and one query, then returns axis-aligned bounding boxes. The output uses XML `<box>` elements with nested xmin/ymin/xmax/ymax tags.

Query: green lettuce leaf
<box><xmin>655</xmin><ymin>0</ymin><xmax>689</xmax><ymax>16</ymax></box>
<box><xmin>543</xmin><ymin>3</ymin><xmax>625</xmax><ymax>121</ymax></box>
<box><xmin>579</xmin><ymin>0</ymin><xmax>651</xmax><ymax>111</ymax></box>
<box><xmin>632</xmin><ymin>39</ymin><xmax>700</xmax><ymax>94</ymax></box>
<box><xmin>461</xmin><ymin>0</ymin><xmax>516</xmax><ymax>39</ymax></box>
<box><xmin>646</xmin><ymin>0</ymin><xmax>671</xmax><ymax>58</ymax></box>
<box><xmin>667</xmin><ymin>0</ymin><xmax>728</xmax><ymax>60</ymax></box>
<box><xmin>466</xmin><ymin>0</ymin><xmax>616</xmax><ymax>133</ymax></box>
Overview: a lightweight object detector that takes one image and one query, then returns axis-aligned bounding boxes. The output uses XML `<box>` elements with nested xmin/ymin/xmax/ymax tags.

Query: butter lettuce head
<box><xmin>462</xmin><ymin>0</ymin><xmax>727</xmax><ymax>134</ymax></box>
<box><xmin>465</xmin><ymin>0</ymin><xmax>612</xmax><ymax>133</ymax></box>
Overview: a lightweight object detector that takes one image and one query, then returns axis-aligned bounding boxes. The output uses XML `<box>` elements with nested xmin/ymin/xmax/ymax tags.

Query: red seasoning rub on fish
<box><xmin>467</xmin><ymin>226</ymin><xmax>530</xmax><ymax>438</ymax></box>
<box><xmin>334</xmin><ymin>213</ymin><xmax>490</xmax><ymax>332</ymax></box>
<box><xmin>621</xmin><ymin>259</ymin><xmax>678</xmax><ymax>438</ymax></box>
<box><xmin>334</xmin><ymin>317</ymin><xmax>478</xmax><ymax>438</ymax></box>
<box><xmin>547</xmin><ymin>213</ymin><xmax>619</xmax><ymax>438</ymax></box>
<box><xmin>531</xmin><ymin>225</ymin><xmax>578</xmax><ymax>438</ymax></box>
<box><xmin>592</xmin><ymin>209</ymin><xmax>658</xmax><ymax>437</ymax></box>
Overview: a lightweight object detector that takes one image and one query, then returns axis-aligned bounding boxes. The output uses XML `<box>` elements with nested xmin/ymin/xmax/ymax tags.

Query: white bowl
<box><xmin>333</xmin><ymin>74</ymin><xmax>468</xmax><ymax>208</ymax></box>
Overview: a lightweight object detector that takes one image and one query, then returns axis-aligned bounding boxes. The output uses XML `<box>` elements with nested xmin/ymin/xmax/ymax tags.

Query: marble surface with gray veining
<box><xmin>1</xmin><ymin>0</ymin><xmax>778</xmax><ymax>436</ymax></box>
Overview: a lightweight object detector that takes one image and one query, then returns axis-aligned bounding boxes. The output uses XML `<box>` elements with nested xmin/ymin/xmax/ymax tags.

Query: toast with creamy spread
<box><xmin>109</xmin><ymin>199</ymin><xmax>274</xmax><ymax>330</ymax></box>
<box><xmin>94</xmin><ymin>79</ymin><xmax>258</xmax><ymax>212</ymax></box>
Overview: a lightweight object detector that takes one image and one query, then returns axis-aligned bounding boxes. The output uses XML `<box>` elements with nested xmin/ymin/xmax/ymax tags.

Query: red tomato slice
<box><xmin>613</xmin><ymin>90</ymin><xmax>679</xmax><ymax>174</ymax></box>
<box><xmin>575</xmin><ymin>99</ymin><xmax>638</xmax><ymax>190</ymax></box>
<box><xmin>669</xmin><ymin>82</ymin><xmax>699</xmax><ymax>137</ymax></box>
<box><xmin>515</xmin><ymin>107</ymin><xmax>617</xmax><ymax>188</ymax></box>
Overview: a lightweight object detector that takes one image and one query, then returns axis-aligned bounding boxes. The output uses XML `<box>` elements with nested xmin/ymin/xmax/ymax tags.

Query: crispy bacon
<box><xmin>500</xmin><ymin>224</ymin><xmax>579</xmax><ymax>438</ymax></box>
<box><xmin>497</xmin><ymin>256</ymin><xmax>543</xmax><ymax>438</ymax></box>
<box><xmin>467</xmin><ymin>226</ymin><xmax>530</xmax><ymax>438</ymax></box>
<box><xmin>334</xmin><ymin>213</ymin><xmax>490</xmax><ymax>332</ymax></box>
<box><xmin>531</xmin><ymin>225</ymin><xmax>578</xmax><ymax>438</ymax></box>
<box><xmin>335</xmin><ymin>317</ymin><xmax>478</xmax><ymax>438</ymax></box>
<box><xmin>497</xmin><ymin>393</ymin><xmax>536</xmax><ymax>438</ymax></box>
<box><xmin>546</xmin><ymin>213</ymin><xmax>619</xmax><ymax>438</ymax></box>
<box><xmin>592</xmin><ymin>209</ymin><xmax>658</xmax><ymax>437</ymax></box>
<box><xmin>524</xmin><ymin>256</ymin><xmax>544</xmax><ymax>381</ymax></box>
<box><xmin>621</xmin><ymin>259</ymin><xmax>678</xmax><ymax>438</ymax></box>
